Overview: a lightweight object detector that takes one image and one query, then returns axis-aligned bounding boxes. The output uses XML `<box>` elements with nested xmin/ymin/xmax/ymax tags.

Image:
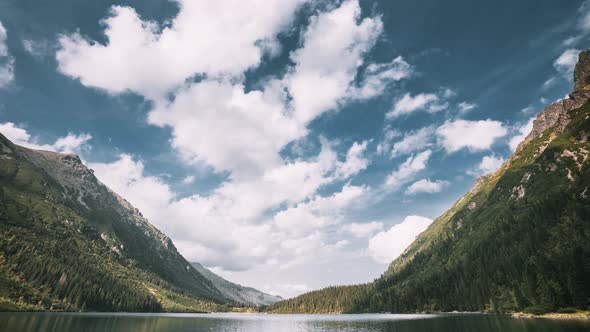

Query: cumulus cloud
<box><xmin>351</xmin><ymin>56</ymin><xmax>412</xmax><ymax>99</ymax></box>
<box><xmin>55</xmin><ymin>0</ymin><xmax>409</xmax><ymax>272</ymax></box>
<box><xmin>405</xmin><ymin>178</ymin><xmax>449</xmax><ymax>195</ymax></box>
<box><xmin>0</xmin><ymin>21</ymin><xmax>15</xmax><ymax>88</ymax></box>
<box><xmin>286</xmin><ymin>0</ymin><xmax>384</xmax><ymax>124</ymax></box>
<box><xmin>181</xmin><ymin>175</ymin><xmax>195</xmax><ymax>184</ymax></box>
<box><xmin>457</xmin><ymin>101</ymin><xmax>476</xmax><ymax>114</ymax></box>
<box><xmin>390</xmin><ymin>126</ymin><xmax>435</xmax><ymax>158</ymax></box>
<box><xmin>368</xmin><ymin>215</ymin><xmax>433</xmax><ymax>264</ymax></box>
<box><xmin>376</xmin><ymin>126</ymin><xmax>402</xmax><ymax>156</ymax></box>
<box><xmin>340</xmin><ymin>221</ymin><xmax>384</xmax><ymax>238</ymax></box>
<box><xmin>71</xmin><ymin>1</ymin><xmax>396</xmax><ymax>177</ymax></box>
<box><xmin>436</xmin><ymin>119</ymin><xmax>507</xmax><ymax>153</ymax></box>
<box><xmin>148</xmin><ymin>80</ymin><xmax>301</xmax><ymax>177</ymax></box>
<box><xmin>22</xmin><ymin>39</ymin><xmax>54</xmax><ymax>59</ymax></box>
<box><xmin>335</xmin><ymin>141</ymin><xmax>370</xmax><ymax>178</ymax></box>
<box><xmin>274</xmin><ymin>184</ymin><xmax>367</xmax><ymax>236</ymax></box>
<box><xmin>57</xmin><ymin>0</ymin><xmax>307</xmax><ymax>98</ymax></box>
<box><xmin>544</xmin><ymin>48</ymin><xmax>580</xmax><ymax>88</ymax></box>
<box><xmin>468</xmin><ymin>154</ymin><xmax>505</xmax><ymax>177</ymax></box>
<box><xmin>384</xmin><ymin>150</ymin><xmax>432</xmax><ymax>190</ymax></box>
<box><xmin>554</xmin><ymin>49</ymin><xmax>580</xmax><ymax>79</ymax></box>
<box><xmin>508</xmin><ymin>117</ymin><xmax>535</xmax><ymax>151</ymax></box>
<box><xmin>0</xmin><ymin>122</ymin><xmax>92</xmax><ymax>154</ymax></box>
<box><xmin>90</xmin><ymin>140</ymin><xmax>371</xmax><ymax>271</ymax></box>
<box><xmin>387</xmin><ymin>92</ymin><xmax>448</xmax><ymax>118</ymax></box>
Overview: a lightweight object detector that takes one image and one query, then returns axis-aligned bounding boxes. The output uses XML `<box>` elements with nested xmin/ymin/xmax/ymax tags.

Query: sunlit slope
<box><xmin>0</xmin><ymin>134</ymin><xmax>229</xmax><ymax>312</ymax></box>
<box><xmin>269</xmin><ymin>51</ymin><xmax>590</xmax><ymax>314</ymax></box>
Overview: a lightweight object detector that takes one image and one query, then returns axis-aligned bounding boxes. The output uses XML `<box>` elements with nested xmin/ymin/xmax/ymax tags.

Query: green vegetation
<box><xmin>0</xmin><ymin>136</ymin><xmax>230</xmax><ymax>312</ymax></box>
<box><xmin>269</xmin><ymin>101</ymin><xmax>590</xmax><ymax>315</ymax></box>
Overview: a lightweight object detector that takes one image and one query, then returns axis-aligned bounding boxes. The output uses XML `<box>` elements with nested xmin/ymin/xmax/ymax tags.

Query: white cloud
<box><xmin>554</xmin><ymin>48</ymin><xmax>580</xmax><ymax>79</ymax></box>
<box><xmin>335</xmin><ymin>140</ymin><xmax>369</xmax><ymax>178</ymax></box>
<box><xmin>54</xmin><ymin>0</ymin><xmax>408</xmax><ymax>275</ymax></box>
<box><xmin>368</xmin><ymin>215</ymin><xmax>433</xmax><ymax>264</ymax></box>
<box><xmin>89</xmin><ymin>155</ymin><xmax>174</xmax><ymax>221</ymax></box>
<box><xmin>387</xmin><ymin>93</ymin><xmax>448</xmax><ymax>118</ymax></box>
<box><xmin>57</xmin><ymin>0</ymin><xmax>307</xmax><ymax>98</ymax></box>
<box><xmin>71</xmin><ymin>1</ymin><xmax>390</xmax><ymax>182</ymax></box>
<box><xmin>274</xmin><ymin>184</ymin><xmax>367</xmax><ymax>236</ymax></box>
<box><xmin>579</xmin><ymin>1</ymin><xmax>590</xmax><ymax>31</ymax></box>
<box><xmin>384</xmin><ymin>149</ymin><xmax>432</xmax><ymax>190</ymax></box>
<box><xmin>22</xmin><ymin>39</ymin><xmax>54</xmax><ymax>59</ymax></box>
<box><xmin>90</xmin><ymin>140</ymin><xmax>370</xmax><ymax>271</ymax></box>
<box><xmin>391</xmin><ymin>126</ymin><xmax>435</xmax><ymax>158</ymax></box>
<box><xmin>508</xmin><ymin>117</ymin><xmax>535</xmax><ymax>151</ymax></box>
<box><xmin>376</xmin><ymin>127</ymin><xmax>401</xmax><ymax>156</ymax></box>
<box><xmin>148</xmin><ymin>79</ymin><xmax>301</xmax><ymax>177</ymax></box>
<box><xmin>286</xmin><ymin>0</ymin><xmax>384</xmax><ymax>124</ymax></box>
<box><xmin>561</xmin><ymin>2</ymin><xmax>590</xmax><ymax>48</ymax></box>
<box><xmin>457</xmin><ymin>101</ymin><xmax>476</xmax><ymax>114</ymax></box>
<box><xmin>405</xmin><ymin>178</ymin><xmax>449</xmax><ymax>195</ymax></box>
<box><xmin>0</xmin><ymin>21</ymin><xmax>14</xmax><ymax>88</ymax></box>
<box><xmin>0</xmin><ymin>122</ymin><xmax>30</xmax><ymax>143</ymax></box>
<box><xmin>469</xmin><ymin>154</ymin><xmax>505</xmax><ymax>177</ymax></box>
<box><xmin>340</xmin><ymin>221</ymin><xmax>383</xmax><ymax>238</ymax></box>
<box><xmin>351</xmin><ymin>56</ymin><xmax>412</xmax><ymax>99</ymax></box>
<box><xmin>182</xmin><ymin>175</ymin><xmax>195</xmax><ymax>184</ymax></box>
<box><xmin>0</xmin><ymin>22</ymin><xmax>8</xmax><ymax>58</ymax></box>
<box><xmin>436</xmin><ymin>119</ymin><xmax>507</xmax><ymax>153</ymax></box>
<box><xmin>0</xmin><ymin>122</ymin><xmax>92</xmax><ymax>154</ymax></box>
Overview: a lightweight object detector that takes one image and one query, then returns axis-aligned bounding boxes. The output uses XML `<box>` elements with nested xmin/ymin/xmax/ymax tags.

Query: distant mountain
<box><xmin>191</xmin><ymin>263</ymin><xmax>282</xmax><ymax>306</ymax></box>
<box><xmin>0</xmin><ymin>138</ymin><xmax>233</xmax><ymax>312</ymax></box>
<box><xmin>269</xmin><ymin>50</ymin><xmax>590</xmax><ymax>314</ymax></box>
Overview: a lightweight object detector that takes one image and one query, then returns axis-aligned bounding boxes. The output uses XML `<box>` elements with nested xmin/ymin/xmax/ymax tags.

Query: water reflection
<box><xmin>0</xmin><ymin>313</ymin><xmax>588</xmax><ymax>332</ymax></box>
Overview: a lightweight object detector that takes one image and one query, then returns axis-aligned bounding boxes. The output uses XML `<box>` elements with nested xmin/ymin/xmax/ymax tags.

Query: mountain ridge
<box><xmin>0</xmin><ymin>135</ymin><xmax>253</xmax><ymax>311</ymax></box>
<box><xmin>191</xmin><ymin>262</ymin><xmax>282</xmax><ymax>307</ymax></box>
<box><xmin>268</xmin><ymin>49</ymin><xmax>590</xmax><ymax>314</ymax></box>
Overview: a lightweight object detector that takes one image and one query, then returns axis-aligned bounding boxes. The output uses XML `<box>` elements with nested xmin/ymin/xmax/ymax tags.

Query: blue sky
<box><xmin>0</xmin><ymin>0</ymin><xmax>587</xmax><ymax>298</ymax></box>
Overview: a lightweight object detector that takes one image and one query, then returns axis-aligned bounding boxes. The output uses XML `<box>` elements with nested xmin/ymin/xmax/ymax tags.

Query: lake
<box><xmin>0</xmin><ymin>312</ymin><xmax>589</xmax><ymax>332</ymax></box>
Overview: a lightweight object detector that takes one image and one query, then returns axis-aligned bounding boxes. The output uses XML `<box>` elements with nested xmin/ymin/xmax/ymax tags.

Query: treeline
<box><xmin>0</xmin><ymin>191</ymin><xmax>162</xmax><ymax>311</ymax></box>
<box><xmin>0</xmin><ymin>142</ymin><xmax>224</xmax><ymax>312</ymax></box>
<box><xmin>351</xmin><ymin>188</ymin><xmax>590</xmax><ymax>314</ymax></box>
<box><xmin>267</xmin><ymin>285</ymin><xmax>371</xmax><ymax>313</ymax></box>
<box><xmin>269</xmin><ymin>102</ymin><xmax>590</xmax><ymax>314</ymax></box>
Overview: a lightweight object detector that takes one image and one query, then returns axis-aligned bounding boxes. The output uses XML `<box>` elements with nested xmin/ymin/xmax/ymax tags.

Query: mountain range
<box><xmin>268</xmin><ymin>50</ymin><xmax>590</xmax><ymax>314</ymax></box>
<box><xmin>1</xmin><ymin>49</ymin><xmax>588</xmax><ymax>314</ymax></box>
<box><xmin>0</xmin><ymin>134</ymin><xmax>279</xmax><ymax>311</ymax></box>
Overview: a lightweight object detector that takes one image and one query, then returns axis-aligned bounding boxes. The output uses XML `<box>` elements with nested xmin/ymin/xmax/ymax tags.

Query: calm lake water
<box><xmin>0</xmin><ymin>312</ymin><xmax>589</xmax><ymax>332</ymax></box>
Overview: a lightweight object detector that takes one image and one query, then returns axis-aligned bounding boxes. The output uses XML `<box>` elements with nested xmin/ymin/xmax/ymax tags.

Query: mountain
<box><xmin>0</xmin><ymin>138</ymin><xmax>234</xmax><ymax>312</ymax></box>
<box><xmin>191</xmin><ymin>263</ymin><xmax>282</xmax><ymax>306</ymax></box>
<box><xmin>268</xmin><ymin>50</ymin><xmax>590</xmax><ymax>314</ymax></box>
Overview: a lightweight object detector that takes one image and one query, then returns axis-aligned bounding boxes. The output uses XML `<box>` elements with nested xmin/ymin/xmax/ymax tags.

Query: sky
<box><xmin>0</xmin><ymin>0</ymin><xmax>587</xmax><ymax>298</ymax></box>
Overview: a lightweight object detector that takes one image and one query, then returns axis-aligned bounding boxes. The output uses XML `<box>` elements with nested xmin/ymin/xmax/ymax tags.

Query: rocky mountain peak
<box><xmin>574</xmin><ymin>49</ymin><xmax>590</xmax><ymax>92</ymax></box>
<box><xmin>515</xmin><ymin>49</ymin><xmax>590</xmax><ymax>153</ymax></box>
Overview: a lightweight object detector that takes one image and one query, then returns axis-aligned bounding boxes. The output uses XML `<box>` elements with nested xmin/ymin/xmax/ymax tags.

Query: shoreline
<box><xmin>511</xmin><ymin>311</ymin><xmax>590</xmax><ymax>321</ymax></box>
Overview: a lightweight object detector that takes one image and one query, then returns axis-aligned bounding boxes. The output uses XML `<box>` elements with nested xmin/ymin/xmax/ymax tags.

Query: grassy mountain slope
<box><xmin>268</xmin><ymin>50</ymin><xmax>590</xmax><ymax>314</ymax></box>
<box><xmin>0</xmin><ymin>137</ymin><xmax>230</xmax><ymax>312</ymax></box>
<box><xmin>191</xmin><ymin>263</ymin><xmax>282</xmax><ymax>306</ymax></box>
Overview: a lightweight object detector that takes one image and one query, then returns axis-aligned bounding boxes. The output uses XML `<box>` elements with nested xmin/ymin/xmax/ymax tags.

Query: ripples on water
<box><xmin>1</xmin><ymin>312</ymin><xmax>589</xmax><ymax>332</ymax></box>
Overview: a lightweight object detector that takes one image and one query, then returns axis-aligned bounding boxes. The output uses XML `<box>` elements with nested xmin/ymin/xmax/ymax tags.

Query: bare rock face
<box><xmin>574</xmin><ymin>50</ymin><xmax>590</xmax><ymax>92</ymax></box>
<box><xmin>516</xmin><ymin>50</ymin><xmax>590</xmax><ymax>153</ymax></box>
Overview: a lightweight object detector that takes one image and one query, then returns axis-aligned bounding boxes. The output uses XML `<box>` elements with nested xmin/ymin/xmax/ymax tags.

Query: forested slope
<box><xmin>268</xmin><ymin>50</ymin><xmax>590</xmax><ymax>314</ymax></box>
<box><xmin>0</xmin><ymin>135</ymin><xmax>229</xmax><ymax>312</ymax></box>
